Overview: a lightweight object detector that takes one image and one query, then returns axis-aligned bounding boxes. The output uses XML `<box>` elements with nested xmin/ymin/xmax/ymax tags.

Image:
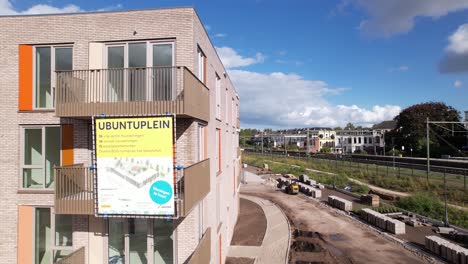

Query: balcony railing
<box><xmin>179</xmin><ymin>159</ymin><xmax>211</xmax><ymax>217</ymax></box>
<box><xmin>56</xmin><ymin>247</ymin><xmax>85</xmax><ymax>264</ymax></box>
<box><xmin>54</xmin><ymin>159</ymin><xmax>211</xmax><ymax>217</ymax></box>
<box><xmin>55</xmin><ymin>66</ymin><xmax>209</xmax><ymax>121</ymax></box>
<box><xmin>187</xmin><ymin>228</ymin><xmax>211</xmax><ymax>264</ymax></box>
<box><xmin>54</xmin><ymin>165</ymin><xmax>94</xmax><ymax>215</ymax></box>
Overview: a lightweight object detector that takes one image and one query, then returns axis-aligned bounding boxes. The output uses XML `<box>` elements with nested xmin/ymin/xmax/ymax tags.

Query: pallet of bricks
<box><xmin>425</xmin><ymin>236</ymin><xmax>468</xmax><ymax>264</ymax></box>
<box><xmin>328</xmin><ymin>195</ymin><xmax>352</xmax><ymax>212</ymax></box>
<box><xmin>297</xmin><ymin>182</ymin><xmax>322</xmax><ymax>198</ymax></box>
<box><xmin>361</xmin><ymin>208</ymin><xmax>405</xmax><ymax>235</ymax></box>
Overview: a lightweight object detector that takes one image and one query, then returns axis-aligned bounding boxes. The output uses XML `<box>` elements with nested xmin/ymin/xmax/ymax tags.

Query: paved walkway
<box><xmin>228</xmin><ymin>194</ymin><xmax>290</xmax><ymax>264</ymax></box>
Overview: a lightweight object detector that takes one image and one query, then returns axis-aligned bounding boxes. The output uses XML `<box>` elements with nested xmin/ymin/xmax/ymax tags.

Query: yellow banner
<box><xmin>95</xmin><ymin>117</ymin><xmax>174</xmax><ymax>158</ymax></box>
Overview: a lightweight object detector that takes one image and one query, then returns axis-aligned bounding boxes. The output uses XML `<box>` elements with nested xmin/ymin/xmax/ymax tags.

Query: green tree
<box><xmin>386</xmin><ymin>102</ymin><xmax>463</xmax><ymax>157</ymax></box>
<box><xmin>344</xmin><ymin>122</ymin><xmax>356</xmax><ymax>130</ymax></box>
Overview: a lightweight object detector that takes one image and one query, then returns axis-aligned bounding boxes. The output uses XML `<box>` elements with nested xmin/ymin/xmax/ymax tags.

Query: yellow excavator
<box><xmin>277</xmin><ymin>174</ymin><xmax>299</xmax><ymax>195</ymax></box>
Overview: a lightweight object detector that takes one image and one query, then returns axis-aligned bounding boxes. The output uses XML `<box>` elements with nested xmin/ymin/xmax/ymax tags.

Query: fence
<box><xmin>245</xmin><ymin>150</ymin><xmax>467</xmax><ymax>191</ymax></box>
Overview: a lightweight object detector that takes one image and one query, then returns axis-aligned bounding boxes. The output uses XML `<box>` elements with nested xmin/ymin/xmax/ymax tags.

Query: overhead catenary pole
<box><xmin>261</xmin><ymin>132</ymin><xmax>264</xmax><ymax>154</ymax></box>
<box><xmin>426</xmin><ymin>117</ymin><xmax>430</xmax><ymax>182</ymax></box>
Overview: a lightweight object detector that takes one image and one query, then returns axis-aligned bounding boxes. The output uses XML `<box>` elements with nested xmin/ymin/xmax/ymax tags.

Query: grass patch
<box><xmin>395</xmin><ymin>192</ymin><xmax>468</xmax><ymax>229</ymax></box>
<box><xmin>243</xmin><ymin>153</ymin><xmax>467</xmax><ymax>206</ymax></box>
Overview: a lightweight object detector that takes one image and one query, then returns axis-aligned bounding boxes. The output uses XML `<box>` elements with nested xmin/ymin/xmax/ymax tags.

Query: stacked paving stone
<box><xmin>297</xmin><ymin>182</ymin><xmax>322</xmax><ymax>198</ymax></box>
<box><xmin>425</xmin><ymin>236</ymin><xmax>468</xmax><ymax>264</ymax></box>
<box><xmin>361</xmin><ymin>208</ymin><xmax>406</xmax><ymax>235</ymax></box>
<box><xmin>386</xmin><ymin>218</ymin><xmax>406</xmax><ymax>235</ymax></box>
<box><xmin>328</xmin><ymin>195</ymin><xmax>353</xmax><ymax>212</ymax></box>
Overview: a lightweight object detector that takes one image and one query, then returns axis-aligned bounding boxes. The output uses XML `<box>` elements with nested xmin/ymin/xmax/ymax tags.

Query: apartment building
<box><xmin>0</xmin><ymin>7</ymin><xmax>241</xmax><ymax>264</ymax></box>
<box><xmin>335</xmin><ymin>130</ymin><xmax>377</xmax><ymax>154</ymax></box>
<box><xmin>307</xmin><ymin>129</ymin><xmax>335</xmax><ymax>153</ymax></box>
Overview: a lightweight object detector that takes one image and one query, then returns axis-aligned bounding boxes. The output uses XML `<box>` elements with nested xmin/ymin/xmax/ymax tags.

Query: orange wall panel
<box><xmin>18</xmin><ymin>45</ymin><xmax>33</xmax><ymax>111</ymax></box>
<box><xmin>61</xmin><ymin>124</ymin><xmax>74</xmax><ymax>166</ymax></box>
<box><xmin>17</xmin><ymin>206</ymin><xmax>33</xmax><ymax>264</ymax></box>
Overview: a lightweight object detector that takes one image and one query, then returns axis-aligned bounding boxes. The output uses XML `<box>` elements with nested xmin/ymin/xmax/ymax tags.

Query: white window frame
<box><xmin>197</xmin><ymin>47</ymin><xmax>206</xmax><ymax>83</ymax></box>
<box><xmin>20</xmin><ymin>125</ymin><xmax>61</xmax><ymax>189</ymax></box>
<box><xmin>33</xmin><ymin>45</ymin><xmax>73</xmax><ymax>110</ymax></box>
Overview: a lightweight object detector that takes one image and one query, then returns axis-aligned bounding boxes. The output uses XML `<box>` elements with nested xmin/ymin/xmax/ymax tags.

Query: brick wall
<box><xmin>0</xmin><ymin>7</ymin><xmax>240</xmax><ymax>264</ymax></box>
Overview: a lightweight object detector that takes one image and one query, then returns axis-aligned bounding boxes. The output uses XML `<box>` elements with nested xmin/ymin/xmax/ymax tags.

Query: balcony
<box><xmin>179</xmin><ymin>158</ymin><xmax>211</xmax><ymax>217</ymax></box>
<box><xmin>56</xmin><ymin>247</ymin><xmax>85</xmax><ymax>264</ymax></box>
<box><xmin>54</xmin><ymin>165</ymin><xmax>94</xmax><ymax>215</ymax></box>
<box><xmin>55</xmin><ymin>66</ymin><xmax>210</xmax><ymax>122</ymax></box>
<box><xmin>54</xmin><ymin>159</ymin><xmax>211</xmax><ymax>217</ymax></box>
<box><xmin>187</xmin><ymin>227</ymin><xmax>211</xmax><ymax>264</ymax></box>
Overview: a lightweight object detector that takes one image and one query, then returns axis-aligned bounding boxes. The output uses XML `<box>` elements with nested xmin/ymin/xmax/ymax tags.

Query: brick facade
<box><xmin>0</xmin><ymin>7</ymin><xmax>240</xmax><ymax>264</ymax></box>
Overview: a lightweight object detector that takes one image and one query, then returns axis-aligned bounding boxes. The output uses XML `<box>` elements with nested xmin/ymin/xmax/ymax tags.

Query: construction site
<box><xmin>226</xmin><ymin>163</ymin><xmax>468</xmax><ymax>264</ymax></box>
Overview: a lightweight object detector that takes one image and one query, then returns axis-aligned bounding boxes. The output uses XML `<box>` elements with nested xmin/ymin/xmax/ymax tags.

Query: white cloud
<box><xmin>389</xmin><ymin>65</ymin><xmax>409</xmax><ymax>72</ymax></box>
<box><xmin>216</xmin><ymin>47</ymin><xmax>401</xmax><ymax>128</ymax></box>
<box><xmin>228</xmin><ymin>69</ymin><xmax>400</xmax><ymax>128</ymax></box>
<box><xmin>446</xmin><ymin>24</ymin><xmax>468</xmax><ymax>54</ymax></box>
<box><xmin>439</xmin><ymin>24</ymin><xmax>468</xmax><ymax>73</ymax></box>
<box><xmin>0</xmin><ymin>0</ymin><xmax>122</xmax><ymax>16</ymax></box>
<box><xmin>454</xmin><ymin>80</ymin><xmax>462</xmax><ymax>88</ymax></box>
<box><xmin>342</xmin><ymin>0</ymin><xmax>468</xmax><ymax>37</ymax></box>
<box><xmin>214</xmin><ymin>33</ymin><xmax>227</xmax><ymax>38</ymax></box>
<box><xmin>216</xmin><ymin>46</ymin><xmax>265</xmax><ymax>69</ymax></box>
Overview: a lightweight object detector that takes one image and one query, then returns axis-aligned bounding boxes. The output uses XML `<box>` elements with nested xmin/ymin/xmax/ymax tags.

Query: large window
<box><xmin>21</xmin><ymin>126</ymin><xmax>60</xmax><ymax>189</ymax></box>
<box><xmin>105</xmin><ymin>41</ymin><xmax>175</xmax><ymax>102</ymax></box>
<box><xmin>108</xmin><ymin>219</ymin><xmax>174</xmax><ymax>264</ymax></box>
<box><xmin>34</xmin><ymin>208</ymin><xmax>73</xmax><ymax>264</ymax></box>
<box><xmin>34</xmin><ymin>46</ymin><xmax>72</xmax><ymax>109</ymax></box>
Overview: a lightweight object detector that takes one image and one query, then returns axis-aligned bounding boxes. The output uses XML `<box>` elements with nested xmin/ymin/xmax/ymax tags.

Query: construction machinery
<box><xmin>277</xmin><ymin>174</ymin><xmax>299</xmax><ymax>195</ymax></box>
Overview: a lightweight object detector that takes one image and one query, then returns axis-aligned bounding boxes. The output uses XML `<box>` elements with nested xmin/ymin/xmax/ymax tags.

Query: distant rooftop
<box><xmin>372</xmin><ymin>120</ymin><xmax>397</xmax><ymax>130</ymax></box>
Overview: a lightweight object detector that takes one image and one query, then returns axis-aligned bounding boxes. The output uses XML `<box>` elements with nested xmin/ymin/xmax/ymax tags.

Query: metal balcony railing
<box><xmin>54</xmin><ymin>165</ymin><xmax>94</xmax><ymax>215</ymax></box>
<box><xmin>54</xmin><ymin>159</ymin><xmax>211</xmax><ymax>217</ymax></box>
<box><xmin>55</xmin><ymin>66</ymin><xmax>210</xmax><ymax>121</ymax></box>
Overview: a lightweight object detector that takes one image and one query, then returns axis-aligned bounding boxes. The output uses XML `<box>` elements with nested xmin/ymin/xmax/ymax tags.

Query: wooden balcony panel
<box><xmin>187</xmin><ymin>228</ymin><xmax>211</xmax><ymax>264</ymax></box>
<box><xmin>54</xmin><ymin>166</ymin><xmax>94</xmax><ymax>215</ymax></box>
<box><xmin>55</xmin><ymin>67</ymin><xmax>209</xmax><ymax>122</ymax></box>
<box><xmin>182</xmin><ymin>159</ymin><xmax>211</xmax><ymax>217</ymax></box>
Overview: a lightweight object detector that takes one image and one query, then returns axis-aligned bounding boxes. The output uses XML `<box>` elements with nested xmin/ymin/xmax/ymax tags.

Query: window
<box><xmin>197</xmin><ymin>124</ymin><xmax>207</xmax><ymax>161</ymax></box>
<box><xmin>34</xmin><ymin>46</ymin><xmax>72</xmax><ymax>109</ymax></box>
<box><xmin>364</xmin><ymin>137</ymin><xmax>367</xmax><ymax>144</ymax></box>
<box><xmin>216</xmin><ymin>129</ymin><xmax>221</xmax><ymax>173</ymax></box>
<box><xmin>369</xmin><ymin>137</ymin><xmax>373</xmax><ymax>144</ymax></box>
<box><xmin>22</xmin><ymin>126</ymin><xmax>60</xmax><ymax>189</ymax></box>
<box><xmin>105</xmin><ymin>41</ymin><xmax>175</xmax><ymax>102</ymax></box>
<box><xmin>231</xmin><ymin>98</ymin><xmax>235</xmax><ymax>127</ymax></box>
<box><xmin>215</xmin><ymin>74</ymin><xmax>221</xmax><ymax>120</ymax></box>
<box><xmin>358</xmin><ymin>137</ymin><xmax>362</xmax><ymax>144</ymax></box>
<box><xmin>34</xmin><ymin>208</ymin><xmax>73</xmax><ymax>264</ymax></box>
<box><xmin>353</xmin><ymin>137</ymin><xmax>356</xmax><ymax>144</ymax></box>
<box><xmin>197</xmin><ymin>47</ymin><xmax>206</xmax><ymax>83</ymax></box>
<box><xmin>225</xmin><ymin>88</ymin><xmax>229</xmax><ymax>123</ymax></box>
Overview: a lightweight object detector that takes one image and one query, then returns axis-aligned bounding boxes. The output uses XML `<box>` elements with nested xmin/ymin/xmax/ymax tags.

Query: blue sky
<box><xmin>2</xmin><ymin>0</ymin><xmax>468</xmax><ymax>128</ymax></box>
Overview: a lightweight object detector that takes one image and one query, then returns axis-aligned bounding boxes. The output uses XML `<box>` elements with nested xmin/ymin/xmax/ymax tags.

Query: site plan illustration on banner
<box><xmin>95</xmin><ymin>116</ymin><xmax>175</xmax><ymax>216</ymax></box>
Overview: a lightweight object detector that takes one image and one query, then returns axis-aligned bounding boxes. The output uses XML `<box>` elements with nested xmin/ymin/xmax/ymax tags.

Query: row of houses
<box><xmin>256</xmin><ymin>121</ymin><xmax>397</xmax><ymax>154</ymax></box>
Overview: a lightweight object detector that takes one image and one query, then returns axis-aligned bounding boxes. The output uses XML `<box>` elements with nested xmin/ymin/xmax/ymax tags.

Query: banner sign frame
<box><xmin>92</xmin><ymin>114</ymin><xmax>177</xmax><ymax>218</ymax></box>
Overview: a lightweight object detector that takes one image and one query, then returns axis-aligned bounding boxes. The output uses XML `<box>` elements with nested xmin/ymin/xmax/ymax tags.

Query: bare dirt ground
<box><xmin>241</xmin><ymin>184</ymin><xmax>426</xmax><ymax>264</ymax></box>
<box><xmin>231</xmin><ymin>198</ymin><xmax>267</xmax><ymax>246</ymax></box>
